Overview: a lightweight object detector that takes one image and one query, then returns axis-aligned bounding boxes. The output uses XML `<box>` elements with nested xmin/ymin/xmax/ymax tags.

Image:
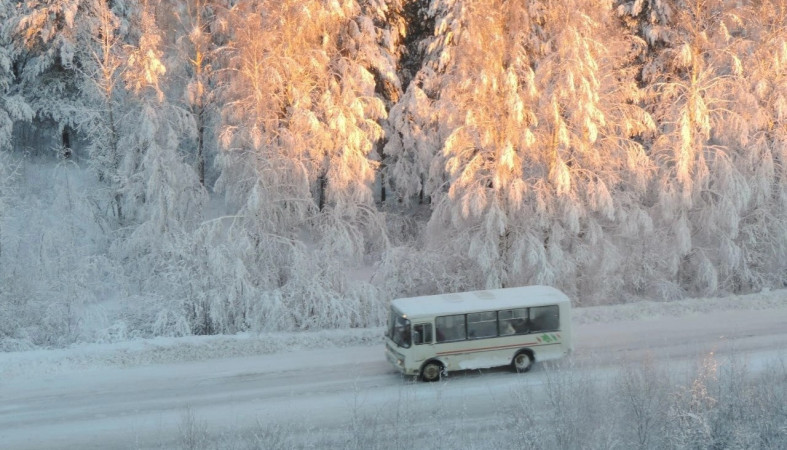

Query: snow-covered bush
<box><xmin>0</xmin><ymin>159</ymin><xmax>124</xmax><ymax>347</ymax></box>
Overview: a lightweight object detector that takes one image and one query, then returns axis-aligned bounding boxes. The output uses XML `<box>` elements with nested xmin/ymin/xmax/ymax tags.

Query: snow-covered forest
<box><xmin>1</xmin><ymin>0</ymin><xmax>786</xmax><ymax>349</ymax></box>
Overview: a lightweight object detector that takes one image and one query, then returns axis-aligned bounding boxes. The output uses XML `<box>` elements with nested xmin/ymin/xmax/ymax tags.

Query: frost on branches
<box><xmin>2</xmin><ymin>0</ymin><xmax>787</xmax><ymax>345</ymax></box>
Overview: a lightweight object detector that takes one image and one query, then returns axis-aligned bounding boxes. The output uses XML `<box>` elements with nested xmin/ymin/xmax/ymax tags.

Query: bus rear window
<box><xmin>530</xmin><ymin>305</ymin><xmax>559</xmax><ymax>332</ymax></box>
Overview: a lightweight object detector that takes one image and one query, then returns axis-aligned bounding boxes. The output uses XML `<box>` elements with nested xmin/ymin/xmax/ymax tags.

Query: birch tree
<box><xmin>221</xmin><ymin>0</ymin><xmax>389</xmax><ymax>241</ymax></box>
<box><xmin>113</xmin><ymin>0</ymin><xmax>206</xmax><ymax>297</ymax></box>
<box><xmin>160</xmin><ymin>0</ymin><xmax>230</xmax><ymax>188</ymax></box>
<box><xmin>623</xmin><ymin>0</ymin><xmax>753</xmax><ymax>297</ymax></box>
<box><xmin>420</xmin><ymin>0</ymin><xmax>538</xmax><ymax>289</ymax></box>
<box><xmin>383</xmin><ymin>0</ymin><xmax>445</xmax><ymax>208</ymax></box>
<box><xmin>71</xmin><ymin>0</ymin><xmax>130</xmax><ymax>221</ymax></box>
<box><xmin>522</xmin><ymin>0</ymin><xmax>655</xmax><ymax>301</ymax></box>
<box><xmin>11</xmin><ymin>0</ymin><xmax>138</xmax><ymax>223</ymax></box>
<box><xmin>724</xmin><ymin>0</ymin><xmax>787</xmax><ymax>291</ymax></box>
<box><xmin>210</xmin><ymin>0</ymin><xmax>392</xmax><ymax>329</ymax></box>
<box><xmin>415</xmin><ymin>0</ymin><xmax>651</xmax><ymax>300</ymax></box>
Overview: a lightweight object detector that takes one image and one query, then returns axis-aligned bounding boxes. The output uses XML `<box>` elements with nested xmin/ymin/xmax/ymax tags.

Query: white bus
<box><xmin>384</xmin><ymin>285</ymin><xmax>573</xmax><ymax>381</ymax></box>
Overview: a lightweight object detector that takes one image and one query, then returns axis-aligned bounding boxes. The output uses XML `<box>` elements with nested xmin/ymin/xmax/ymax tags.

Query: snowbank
<box><xmin>573</xmin><ymin>288</ymin><xmax>787</xmax><ymax>324</ymax></box>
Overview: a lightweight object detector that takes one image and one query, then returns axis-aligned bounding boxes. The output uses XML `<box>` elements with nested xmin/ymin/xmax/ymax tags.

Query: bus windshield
<box><xmin>388</xmin><ymin>309</ymin><xmax>411</xmax><ymax>348</ymax></box>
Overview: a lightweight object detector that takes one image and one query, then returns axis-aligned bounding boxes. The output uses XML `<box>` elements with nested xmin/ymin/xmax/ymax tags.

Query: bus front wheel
<box><xmin>512</xmin><ymin>351</ymin><xmax>533</xmax><ymax>373</ymax></box>
<box><xmin>421</xmin><ymin>361</ymin><xmax>443</xmax><ymax>382</ymax></box>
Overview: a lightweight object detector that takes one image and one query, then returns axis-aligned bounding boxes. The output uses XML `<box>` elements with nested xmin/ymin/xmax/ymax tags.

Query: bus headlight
<box><xmin>386</xmin><ymin>345</ymin><xmax>406</xmax><ymax>369</ymax></box>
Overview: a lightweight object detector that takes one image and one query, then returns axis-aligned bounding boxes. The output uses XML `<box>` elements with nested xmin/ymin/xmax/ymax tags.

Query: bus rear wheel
<box><xmin>421</xmin><ymin>361</ymin><xmax>443</xmax><ymax>382</ymax></box>
<box><xmin>512</xmin><ymin>351</ymin><xmax>533</xmax><ymax>373</ymax></box>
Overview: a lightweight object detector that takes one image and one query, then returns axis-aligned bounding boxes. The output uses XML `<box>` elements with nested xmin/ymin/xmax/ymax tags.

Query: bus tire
<box><xmin>421</xmin><ymin>360</ymin><xmax>443</xmax><ymax>382</ymax></box>
<box><xmin>512</xmin><ymin>350</ymin><xmax>534</xmax><ymax>373</ymax></box>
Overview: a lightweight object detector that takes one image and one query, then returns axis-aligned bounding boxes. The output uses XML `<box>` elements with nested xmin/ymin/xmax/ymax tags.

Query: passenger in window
<box><xmin>514</xmin><ymin>318</ymin><xmax>530</xmax><ymax>334</ymax></box>
<box><xmin>501</xmin><ymin>321</ymin><xmax>516</xmax><ymax>335</ymax></box>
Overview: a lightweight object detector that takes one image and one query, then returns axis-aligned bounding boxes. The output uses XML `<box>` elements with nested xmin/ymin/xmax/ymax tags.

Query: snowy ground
<box><xmin>1</xmin><ymin>290</ymin><xmax>786</xmax><ymax>449</ymax></box>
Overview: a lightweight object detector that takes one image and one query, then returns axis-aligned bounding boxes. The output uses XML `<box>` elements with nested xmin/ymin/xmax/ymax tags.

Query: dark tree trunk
<box><xmin>197</xmin><ymin>106</ymin><xmax>205</xmax><ymax>186</ymax></box>
<box><xmin>318</xmin><ymin>174</ymin><xmax>326</xmax><ymax>211</ymax></box>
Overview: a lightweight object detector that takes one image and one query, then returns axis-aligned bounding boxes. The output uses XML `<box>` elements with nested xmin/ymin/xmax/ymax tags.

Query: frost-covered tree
<box><xmin>722</xmin><ymin>0</ymin><xmax>787</xmax><ymax>290</ymax></box>
<box><xmin>216</xmin><ymin>0</ymin><xmax>326</xmax><ymax>268</ymax></box>
<box><xmin>620</xmin><ymin>0</ymin><xmax>758</xmax><ymax>297</ymax></box>
<box><xmin>220</xmin><ymin>0</ymin><xmax>387</xmax><ymax>220</ymax></box>
<box><xmin>204</xmin><ymin>0</ymin><xmax>392</xmax><ymax>330</ymax></box>
<box><xmin>211</xmin><ymin>0</ymin><xmax>313</xmax><ymax>328</ymax></box>
<box><xmin>403</xmin><ymin>0</ymin><xmax>651</xmax><ymax>300</ymax></box>
<box><xmin>11</xmin><ymin>0</ymin><xmax>110</xmax><ymax>149</ymax></box>
<box><xmin>70</xmin><ymin>0</ymin><xmax>131</xmax><ymax>220</ymax></box>
<box><xmin>350</xmin><ymin>0</ymin><xmax>406</xmax><ymax>205</ymax></box>
<box><xmin>418</xmin><ymin>0</ymin><xmax>540</xmax><ymax>289</ymax></box>
<box><xmin>112</xmin><ymin>0</ymin><xmax>207</xmax><ymax>296</ymax></box>
<box><xmin>7</xmin><ymin>0</ymin><xmax>787</xmax><ymax>340</ymax></box>
<box><xmin>639</xmin><ymin>0</ymin><xmax>740</xmax><ymax>201</ymax></box>
<box><xmin>0</xmin><ymin>1</ymin><xmax>33</xmax><ymax>151</ymax></box>
<box><xmin>160</xmin><ymin>0</ymin><xmax>229</xmax><ymax>187</ymax></box>
<box><xmin>11</xmin><ymin>0</ymin><xmax>141</xmax><ymax>222</ymax></box>
<box><xmin>383</xmin><ymin>0</ymin><xmax>444</xmax><ymax>207</ymax></box>
<box><xmin>317</xmin><ymin>1</ymin><xmax>391</xmax><ymax>260</ymax></box>
<box><xmin>520</xmin><ymin>0</ymin><xmax>656</xmax><ymax>301</ymax></box>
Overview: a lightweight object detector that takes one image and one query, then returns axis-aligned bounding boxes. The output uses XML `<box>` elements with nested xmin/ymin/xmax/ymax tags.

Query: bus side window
<box><xmin>499</xmin><ymin>308</ymin><xmax>528</xmax><ymax>335</ymax></box>
<box><xmin>436</xmin><ymin>315</ymin><xmax>466</xmax><ymax>342</ymax></box>
<box><xmin>467</xmin><ymin>311</ymin><xmax>497</xmax><ymax>339</ymax></box>
<box><xmin>413</xmin><ymin>323</ymin><xmax>433</xmax><ymax>345</ymax></box>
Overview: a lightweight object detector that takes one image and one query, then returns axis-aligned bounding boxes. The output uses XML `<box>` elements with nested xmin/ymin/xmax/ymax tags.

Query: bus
<box><xmin>384</xmin><ymin>285</ymin><xmax>573</xmax><ymax>381</ymax></box>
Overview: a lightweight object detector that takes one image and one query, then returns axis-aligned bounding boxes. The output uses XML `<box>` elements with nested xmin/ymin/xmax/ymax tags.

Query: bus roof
<box><xmin>390</xmin><ymin>285</ymin><xmax>570</xmax><ymax>318</ymax></box>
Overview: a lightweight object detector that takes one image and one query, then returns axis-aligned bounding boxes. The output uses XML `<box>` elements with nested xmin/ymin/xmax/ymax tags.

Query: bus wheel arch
<box><xmin>512</xmin><ymin>349</ymin><xmax>534</xmax><ymax>373</ymax></box>
<box><xmin>420</xmin><ymin>359</ymin><xmax>444</xmax><ymax>382</ymax></box>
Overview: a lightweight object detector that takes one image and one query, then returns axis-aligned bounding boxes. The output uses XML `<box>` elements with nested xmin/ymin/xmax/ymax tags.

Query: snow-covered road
<box><xmin>2</xmin><ymin>303</ymin><xmax>786</xmax><ymax>449</ymax></box>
